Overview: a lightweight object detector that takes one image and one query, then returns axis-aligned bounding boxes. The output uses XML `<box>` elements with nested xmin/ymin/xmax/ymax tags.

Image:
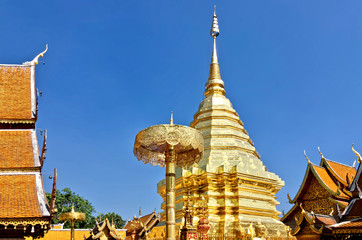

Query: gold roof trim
<box><xmin>0</xmin><ymin>217</ymin><xmax>50</xmax><ymax>227</ymax></box>
<box><xmin>0</xmin><ymin>119</ymin><xmax>35</xmax><ymax>124</ymax></box>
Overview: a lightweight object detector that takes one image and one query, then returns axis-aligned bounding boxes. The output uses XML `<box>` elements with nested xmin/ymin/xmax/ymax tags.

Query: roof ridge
<box><xmin>326</xmin><ymin>159</ymin><xmax>354</xmax><ymax>168</ymax></box>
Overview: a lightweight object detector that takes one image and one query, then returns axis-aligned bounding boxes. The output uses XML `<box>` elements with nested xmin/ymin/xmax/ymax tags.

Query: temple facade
<box><xmin>281</xmin><ymin>149</ymin><xmax>362</xmax><ymax>239</ymax></box>
<box><xmin>0</xmin><ymin>47</ymin><xmax>56</xmax><ymax>239</ymax></box>
<box><xmin>157</xmin><ymin>11</ymin><xmax>287</xmax><ymax>237</ymax></box>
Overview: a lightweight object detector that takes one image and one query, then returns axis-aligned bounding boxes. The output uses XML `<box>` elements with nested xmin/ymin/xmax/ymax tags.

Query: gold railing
<box><xmin>147</xmin><ymin>234</ymin><xmax>294</xmax><ymax>240</ymax></box>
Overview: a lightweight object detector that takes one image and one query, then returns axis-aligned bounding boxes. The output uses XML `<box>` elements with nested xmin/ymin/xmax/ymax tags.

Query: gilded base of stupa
<box><xmin>156</xmin><ymin>166</ymin><xmax>288</xmax><ymax>237</ymax></box>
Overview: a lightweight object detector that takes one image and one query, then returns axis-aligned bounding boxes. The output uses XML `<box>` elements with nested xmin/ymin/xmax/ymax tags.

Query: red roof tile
<box><xmin>0</xmin><ymin>65</ymin><xmax>34</xmax><ymax>121</ymax></box>
<box><xmin>0</xmin><ymin>175</ymin><xmax>42</xmax><ymax>218</ymax></box>
<box><xmin>0</xmin><ymin>130</ymin><xmax>37</xmax><ymax>169</ymax></box>
<box><xmin>325</xmin><ymin>160</ymin><xmax>356</xmax><ymax>184</ymax></box>
<box><xmin>313</xmin><ymin>165</ymin><xmax>349</xmax><ymax>198</ymax></box>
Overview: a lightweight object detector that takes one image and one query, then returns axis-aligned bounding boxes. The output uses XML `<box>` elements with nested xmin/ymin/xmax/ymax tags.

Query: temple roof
<box><xmin>124</xmin><ymin>212</ymin><xmax>159</xmax><ymax>240</ymax></box>
<box><xmin>321</xmin><ymin>158</ymin><xmax>356</xmax><ymax>186</ymax></box>
<box><xmin>328</xmin><ymin>217</ymin><xmax>362</xmax><ymax>229</ymax></box>
<box><xmin>0</xmin><ymin>129</ymin><xmax>40</xmax><ymax>169</ymax></box>
<box><xmin>0</xmin><ymin>65</ymin><xmax>36</xmax><ymax>123</ymax></box>
<box><xmin>0</xmin><ymin>49</ymin><xmax>53</xmax><ymax>239</ymax></box>
<box><xmin>290</xmin><ymin>162</ymin><xmax>351</xmax><ymax>204</ymax></box>
<box><xmin>0</xmin><ymin>174</ymin><xmax>49</xmax><ymax>218</ymax></box>
<box><xmin>87</xmin><ymin>218</ymin><xmax>123</xmax><ymax>240</ymax></box>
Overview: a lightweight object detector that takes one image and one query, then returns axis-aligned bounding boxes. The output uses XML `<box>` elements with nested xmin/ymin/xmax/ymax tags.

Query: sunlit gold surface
<box><xmin>134</xmin><ymin>123</ymin><xmax>204</xmax><ymax>240</ymax></box>
<box><xmin>59</xmin><ymin>206</ymin><xmax>85</xmax><ymax>240</ymax></box>
<box><xmin>134</xmin><ymin>124</ymin><xmax>204</xmax><ymax>168</ymax></box>
<box><xmin>156</xmin><ymin>9</ymin><xmax>287</xmax><ymax>237</ymax></box>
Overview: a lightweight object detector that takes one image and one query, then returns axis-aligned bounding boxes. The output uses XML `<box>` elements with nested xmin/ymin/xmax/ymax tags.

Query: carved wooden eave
<box><xmin>290</xmin><ymin>207</ymin><xmax>331</xmax><ymax>236</ymax></box>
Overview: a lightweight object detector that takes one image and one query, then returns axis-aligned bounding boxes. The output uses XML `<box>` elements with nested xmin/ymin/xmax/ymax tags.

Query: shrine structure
<box><xmin>124</xmin><ymin>212</ymin><xmax>160</xmax><ymax>240</ymax></box>
<box><xmin>156</xmin><ymin>9</ymin><xmax>287</xmax><ymax>237</ymax></box>
<box><xmin>86</xmin><ymin>217</ymin><xmax>125</xmax><ymax>240</ymax></box>
<box><xmin>281</xmin><ymin>148</ymin><xmax>362</xmax><ymax>239</ymax></box>
<box><xmin>0</xmin><ymin>47</ymin><xmax>57</xmax><ymax>239</ymax></box>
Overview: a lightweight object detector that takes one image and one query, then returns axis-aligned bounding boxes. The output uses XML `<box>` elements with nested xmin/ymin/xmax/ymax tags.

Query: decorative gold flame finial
<box><xmin>24</xmin><ymin>44</ymin><xmax>48</xmax><ymax>66</ymax></box>
<box><xmin>304</xmin><ymin>150</ymin><xmax>311</xmax><ymax>164</ymax></box>
<box><xmin>318</xmin><ymin>147</ymin><xmax>325</xmax><ymax>159</ymax></box>
<box><xmin>352</xmin><ymin>144</ymin><xmax>361</xmax><ymax>164</ymax></box>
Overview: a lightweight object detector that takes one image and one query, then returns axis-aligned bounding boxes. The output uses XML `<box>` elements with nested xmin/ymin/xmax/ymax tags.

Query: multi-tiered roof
<box><xmin>0</xmin><ymin>47</ymin><xmax>57</xmax><ymax>239</ymax></box>
<box><xmin>281</xmin><ymin>148</ymin><xmax>362</xmax><ymax>239</ymax></box>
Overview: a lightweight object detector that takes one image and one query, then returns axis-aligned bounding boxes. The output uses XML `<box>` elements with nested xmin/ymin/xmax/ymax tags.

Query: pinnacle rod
<box><xmin>70</xmin><ymin>221</ymin><xmax>75</xmax><ymax>240</ymax></box>
<box><xmin>165</xmin><ymin>145</ymin><xmax>176</xmax><ymax>240</ymax></box>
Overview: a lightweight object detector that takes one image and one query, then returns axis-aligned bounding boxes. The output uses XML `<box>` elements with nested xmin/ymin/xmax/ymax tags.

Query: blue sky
<box><xmin>2</xmin><ymin>1</ymin><xmax>362</xmax><ymax>221</ymax></box>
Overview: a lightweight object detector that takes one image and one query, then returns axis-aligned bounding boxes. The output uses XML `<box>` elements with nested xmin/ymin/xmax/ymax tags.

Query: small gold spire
<box><xmin>205</xmin><ymin>6</ymin><xmax>225</xmax><ymax>97</ymax></box>
<box><xmin>170</xmin><ymin>112</ymin><xmax>173</xmax><ymax>125</ymax></box>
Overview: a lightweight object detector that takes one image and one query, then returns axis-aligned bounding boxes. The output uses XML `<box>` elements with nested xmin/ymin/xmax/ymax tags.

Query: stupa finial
<box><xmin>170</xmin><ymin>112</ymin><xmax>173</xmax><ymax>125</ymax></box>
<box><xmin>205</xmin><ymin>6</ymin><xmax>225</xmax><ymax>97</ymax></box>
<box><xmin>210</xmin><ymin>7</ymin><xmax>219</xmax><ymax>64</ymax></box>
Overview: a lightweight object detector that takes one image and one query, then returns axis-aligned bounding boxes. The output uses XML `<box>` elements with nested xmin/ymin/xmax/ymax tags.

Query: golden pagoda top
<box><xmin>189</xmin><ymin>7</ymin><xmax>284</xmax><ymax>182</ymax></box>
<box><xmin>206</xmin><ymin>6</ymin><xmax>225</xmax><ymax>97</ymax></box>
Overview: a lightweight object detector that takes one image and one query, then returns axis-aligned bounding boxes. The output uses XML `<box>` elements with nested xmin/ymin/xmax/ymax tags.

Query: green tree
<box><xmin>46</xmin><ymin>188</ymin><xmax>96</xmax><ymax>229</ymax></box>
<box><xmin>46</xmin><ymin>188</ymin><xmax>126</xmax><ymax>229</ymax></box>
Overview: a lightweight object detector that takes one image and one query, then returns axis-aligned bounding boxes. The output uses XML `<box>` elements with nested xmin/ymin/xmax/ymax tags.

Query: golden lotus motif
<box><xmin>133</xmin><ymin>124</ymin><xmax>204</xmax><ymax>168</ymax></box>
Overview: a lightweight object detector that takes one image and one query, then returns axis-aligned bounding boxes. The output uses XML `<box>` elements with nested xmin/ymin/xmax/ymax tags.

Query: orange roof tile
<box><xmin>335</xmin><ymin>221</ymin><xmax>362</xmax><ymax>228</ymax></box>
<box><xmin>0</xmin><ymin>65</ymin><xmax>34</xmax><ymax>121</ymax></box>
<box><xmin>314</xmin><ymin>215</ymin><xmax>336</xmax><ymax>225</ymax></box>
<box><xmin>329</xmin><ymin>218</ymin><xmax>362</xmax><ymax>229</ymax></box>
<box><xmin>325</xmin><ymin>160</ymin><xmax>356</xmax><ymax>184</ymax></box>
<box><xmin>313</xmin><ymin>165</ymin><xmax>349</xmax><ymax>199</ymax></box>
<box><xmin>139</xmin><ymin>213</ymin><xmax>153</xmax><ymax>225</ymax></box>
<box><xmin>0</xmin><ymin>130</ymin><xmax>37</xmax><ymax>169</ymax></box>
<box><xmin>0</xmin><ymin>174</ymin><xmax>42</xmax><ymax>218</ymax></box>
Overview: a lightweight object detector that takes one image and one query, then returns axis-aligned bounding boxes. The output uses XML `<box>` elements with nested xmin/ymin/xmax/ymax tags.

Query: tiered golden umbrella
<box><xmin>133</xmin><ymin>115</ymin><xmax>204</xmax><ymax>240</ymax></box>
<box><xmin>59</xmin><ymin>205</ymin><xmax>85</xmax><ymax>240</ymax></box>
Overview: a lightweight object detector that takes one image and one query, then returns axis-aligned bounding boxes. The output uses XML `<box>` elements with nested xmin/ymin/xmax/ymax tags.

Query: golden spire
<box><xmin>205</xmin><ymin>6</ymin><xmax>225</xmax><ymax>97</ymax></box>
<box><xmin>170</xmin><ymin>111</ymin><xmax>173</xmax><ymax>125</ymax></box>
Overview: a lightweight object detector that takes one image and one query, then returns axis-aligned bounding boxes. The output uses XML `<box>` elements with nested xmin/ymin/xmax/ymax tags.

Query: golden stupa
<box><xmin>156</xmin><ymin>8</ymin><xmax>288</xmax><ymax>237</ymax></box>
